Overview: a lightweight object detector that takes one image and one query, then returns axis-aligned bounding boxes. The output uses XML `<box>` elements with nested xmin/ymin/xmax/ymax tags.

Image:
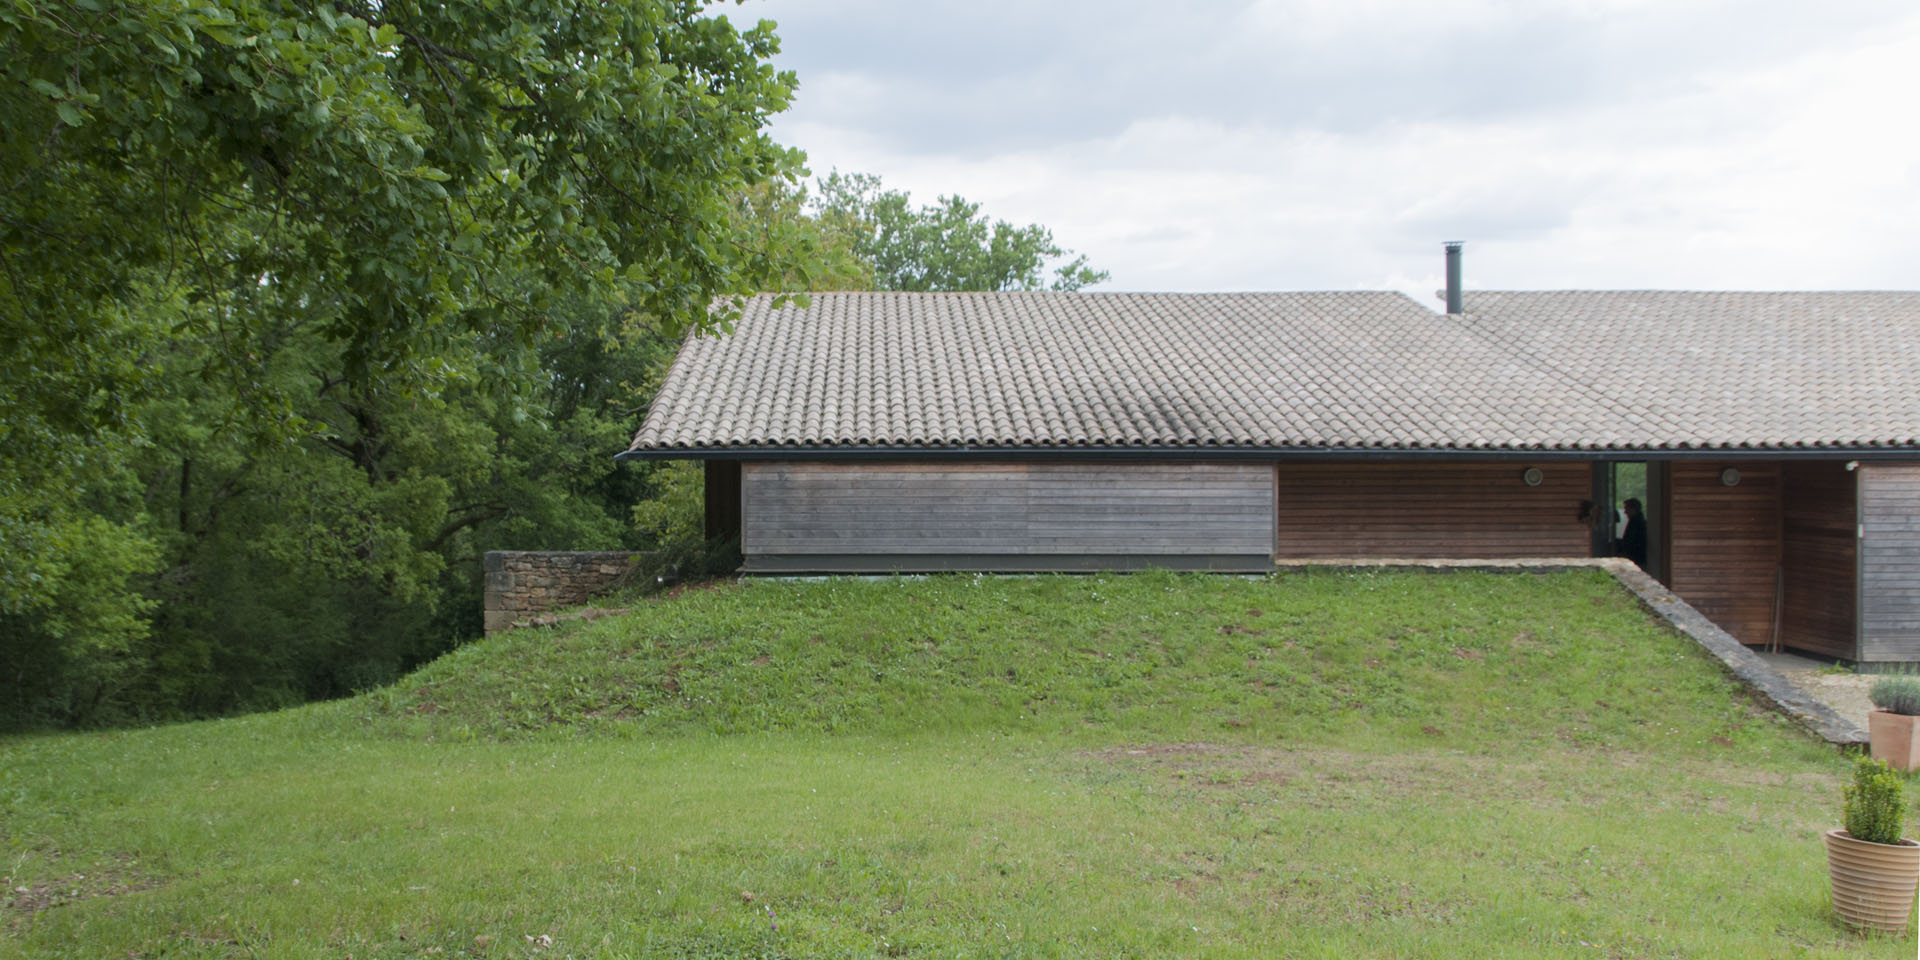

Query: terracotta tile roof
<box><xmin>625</xmin><ymin>290</ymin><xmax>1920</xmax><ymax>455</ymax></box>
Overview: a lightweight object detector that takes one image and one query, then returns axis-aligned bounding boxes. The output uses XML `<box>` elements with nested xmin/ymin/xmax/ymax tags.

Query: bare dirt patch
<box><xmin>3</xmin><ymin>853</ymin><xmax>160</xmax><ymax>928</ymax></box>
<box><xmin>658</xmin><ymin>578</ymin><xmax>740</xmax><ymax>602</ymax></box>
<box><xmin>516</xmin><ymin>606</ymin><xmax>632</xmax><ymax>631</ymax></box>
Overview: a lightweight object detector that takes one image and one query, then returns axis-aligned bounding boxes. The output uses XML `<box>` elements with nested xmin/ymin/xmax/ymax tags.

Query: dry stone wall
<box><xmin>483</xmin><ymin>551</ymin><xmax>645</xmax><ymax>634</ymax></box>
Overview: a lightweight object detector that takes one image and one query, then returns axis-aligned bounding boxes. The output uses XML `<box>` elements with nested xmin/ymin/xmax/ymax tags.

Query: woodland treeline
<box><xmin>0</xmin><ymin>1</ymin><xmax>1102</xmax><ymax>728</ymax></box>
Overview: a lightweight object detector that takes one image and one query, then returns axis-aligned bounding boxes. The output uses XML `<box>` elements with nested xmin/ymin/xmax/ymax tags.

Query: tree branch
<box><xmin>425</xmin><ymin>505</ymin><xmax>507</xmax><ymax>553</ymax></box>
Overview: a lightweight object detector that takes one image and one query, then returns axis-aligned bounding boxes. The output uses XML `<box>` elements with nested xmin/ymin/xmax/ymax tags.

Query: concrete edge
<box><xmin>1594</xmin><ymin>558</ymin><xmax>1868</xmax><ymax>747</ymax></box>
<box><xmin>1279</xmin><ymin>556</ymin><xmax>1867</xmax><ymax>746</ymax></box>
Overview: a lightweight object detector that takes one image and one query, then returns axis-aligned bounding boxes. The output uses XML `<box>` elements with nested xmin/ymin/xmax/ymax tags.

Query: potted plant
<box><xmin>1825</xmin><ymin>756</ymin><xmax>1920</xmax><ymax>932</ymax></box>
<box><xmin>1869</xmin><ymin>677</ymin><xmax>1920</xmax><ymax>772</ymax></box>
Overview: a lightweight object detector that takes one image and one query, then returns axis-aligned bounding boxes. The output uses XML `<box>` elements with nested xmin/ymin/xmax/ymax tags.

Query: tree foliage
<box><xmin>114</xmin><ymin>283</ymin><xmax>684</xmax><ymax>717</ymax></box>
<box><xmin>0</xmin><ymin>0</ymin><xmax>806</xmax><ymax>726</ymax></box>
<box><xmin>0</xmin><ymin>4</ymin><xmax>1112</xmax><ymax>729</ymax></box>
<box><xmin>810</xmin><ymin>171</ymin><xmax>1108</xmax><ymax>292</ymax></box>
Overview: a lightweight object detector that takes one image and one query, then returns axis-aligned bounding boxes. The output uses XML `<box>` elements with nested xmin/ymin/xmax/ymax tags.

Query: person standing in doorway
<box><xmin>1618</xmin><ymin>497</ymin><xmax>1648</xmax><ymax>568</ymax></box>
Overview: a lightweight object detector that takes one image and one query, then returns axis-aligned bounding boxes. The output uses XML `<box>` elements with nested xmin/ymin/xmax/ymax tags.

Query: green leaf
<box><xmin>200</xmin><ymin>23</ymin><xmax>242</xmax><ymax>45</ymax></box>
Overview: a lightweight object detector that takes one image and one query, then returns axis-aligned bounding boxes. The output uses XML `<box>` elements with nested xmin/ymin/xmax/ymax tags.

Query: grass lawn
<box><xmin>0</xmin><ymin>569</ymin><xmax>1904</xmax><ymax>958</ymax></box>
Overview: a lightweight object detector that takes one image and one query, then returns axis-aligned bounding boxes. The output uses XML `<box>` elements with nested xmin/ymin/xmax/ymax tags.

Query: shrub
<box><xmin>1870</xmin><ymin>676</ymin><xmax>1920</xmax><ymax>716</ymax></box>
<box><xmin>1843</xmin><ymin>756</ymin><xmax>1910</xmax><ymax>845</ymax></box>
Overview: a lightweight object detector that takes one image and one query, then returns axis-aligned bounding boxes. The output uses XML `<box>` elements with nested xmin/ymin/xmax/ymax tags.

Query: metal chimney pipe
<box><xmin>1444</xmin><ymin>241</ymin><xmax>1463</xmax><ymax>315</ymax></box>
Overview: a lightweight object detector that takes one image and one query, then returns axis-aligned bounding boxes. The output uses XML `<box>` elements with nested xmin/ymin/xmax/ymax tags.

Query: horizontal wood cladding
<box><xmin>1270</xmin><ymin>461</ymin><xmax>1590</xmax><ymax>560</ymax></box>
<box><xmin>1667</xmin><ymin>462</ymin><xmax>1782</xmax><ymax>648</ymax></box>
<box><xmin>1778</xmin><ymin>461</ymin><xmax>1857</xmax><ymax>659</ymax></box>
<box><xmin>1862</xmin><ymin>462</ymin><xmax>1920</xmax><ymax>661</ymax></box>
<box><xmin>741</xmin><ymin>461</ymin><xmax>1275</xmax><ymax>566</ymax></box>
<box><xmin>744</xmin><ymin>554</ymin><xmax>1273</xmax><ymax>574</ymax></box>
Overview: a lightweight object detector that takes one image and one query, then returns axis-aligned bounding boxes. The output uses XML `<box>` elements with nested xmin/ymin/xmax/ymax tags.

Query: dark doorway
<box><xmin>1593</xmin><ymin>461</ymin><xmax>1663</xmax><ymax>582</ymax></box>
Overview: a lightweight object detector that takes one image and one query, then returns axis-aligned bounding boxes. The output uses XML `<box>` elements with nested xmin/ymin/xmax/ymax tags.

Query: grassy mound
<box><xmin>351</xmin><ymin>569</ymin><xmax>1791</xmax><ymax>752</ymax></box>
<box><xmin>3</xmin><ymin>569</ymin><xmax>1872</xmax><ymax>959</ymax></box>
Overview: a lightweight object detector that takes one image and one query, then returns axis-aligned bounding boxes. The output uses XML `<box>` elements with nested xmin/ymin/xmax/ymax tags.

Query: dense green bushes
<box><xmin>1</xmin><ymin>4</ymin><xmax>1108</xmax><ymax>729</ymax></box>
<box><xmin>0</xmin><ymin>0</ymin><xmax>797</xmax><ymax>727</ymax></box>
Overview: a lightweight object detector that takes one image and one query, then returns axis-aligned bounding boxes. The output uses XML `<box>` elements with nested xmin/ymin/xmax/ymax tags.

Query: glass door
<box><xmin>1594</xmin><ymin>461</ymin><xmax>1659</xmax><ymax>581</ymax></box>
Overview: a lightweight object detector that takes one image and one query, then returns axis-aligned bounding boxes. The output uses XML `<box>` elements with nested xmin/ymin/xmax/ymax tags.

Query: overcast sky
<box><xmin>747</xmin><ymin>0</ymin><xmax>1920</xmax><ymax>302</ymax></box>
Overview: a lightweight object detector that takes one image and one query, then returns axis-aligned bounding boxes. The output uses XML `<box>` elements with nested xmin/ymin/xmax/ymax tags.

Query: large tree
<box><xmin>0</xmin><ymin>4</ymin><xmax>1120</xmax><ymax>728</ymax></box>
<box><xmin>0</xmin><ymin>0</ymin><xmax>809</xmax><ymax>724</ymax></box>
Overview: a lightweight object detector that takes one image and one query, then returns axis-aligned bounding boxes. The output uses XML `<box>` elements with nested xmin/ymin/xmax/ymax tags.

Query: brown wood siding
<box><xmin>1667</xmin><ymin>462</ymin><xmax>1782</xmax><ymax>647</ymax></box>
<box><xmin>1778</xmin><ymin>461</ymin><xmax>1858</xmax><ymax>659</ymax></box>
<box><xmin>1270</xmin><ymin>462</ymin><xmax>1591</xmax><ymax>559</ymax></box>
<box><xmin>740</xmin><ymin>461</ymin><xmax>1275</xmax><ymax>565</ymax></box>
<box><xmin>1861</xmin><ymin>462</ymin><xmax>1920</xmax><ymax>661</ymax></box>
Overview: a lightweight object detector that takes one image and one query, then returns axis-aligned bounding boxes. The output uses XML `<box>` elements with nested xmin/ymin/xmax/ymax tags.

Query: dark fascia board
<box><xmin>614</xmin><ymin>444</ymin><xmax>1920</xmax><ymax>463</ymax></box>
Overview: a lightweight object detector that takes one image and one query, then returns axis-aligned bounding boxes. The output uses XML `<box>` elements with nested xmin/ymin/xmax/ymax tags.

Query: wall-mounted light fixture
<box><xmin>1521</xmin><ymin>467</ymin><xmax>1544</xmax><ymax>487</ymax></box>
<box><xmin>1720</xmin><ymin>468</ymin><xmax>1741</xmax><ymax>487</ymax></box>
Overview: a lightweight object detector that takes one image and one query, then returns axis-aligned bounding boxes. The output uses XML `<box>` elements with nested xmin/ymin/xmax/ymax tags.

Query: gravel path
<box><xmin>1763</xmin><ymin>657</ymin><xmax>1876</xmax><ymax>732</ymax></box>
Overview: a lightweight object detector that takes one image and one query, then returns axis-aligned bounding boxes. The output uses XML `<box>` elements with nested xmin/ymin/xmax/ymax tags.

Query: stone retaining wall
<box><xmin>483</xmin><ymin>551</ymin><xmax>646</xmax><ymax>635</ymax></box>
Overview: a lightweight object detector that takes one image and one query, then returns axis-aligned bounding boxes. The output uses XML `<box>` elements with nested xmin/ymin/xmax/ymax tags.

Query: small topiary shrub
<box><xmin>1870</xmin><ymin>676</ymin><xmax>1920</xmax><ymax>716</ymax></box>
<box><xmin>1843</xmin><ymin>756</ymin><xmax>1910</xmax><ymax>845</ymax></box>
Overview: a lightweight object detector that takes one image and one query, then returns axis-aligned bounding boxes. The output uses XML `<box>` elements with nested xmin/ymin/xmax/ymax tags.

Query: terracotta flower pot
<box><xmin>1825</xmin><ymin>828</ymin><xmax>1920</xmax><ymax>932</ymax></box>
<box><xmin>1869</xmin><ymin>710</ymin><xmax>1920</xmax><ymax>772</ymax></box>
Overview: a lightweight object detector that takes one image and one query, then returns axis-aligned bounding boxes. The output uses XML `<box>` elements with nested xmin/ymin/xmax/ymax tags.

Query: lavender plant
<box><xmin>1870</xmin><ymin>676</ymin><xmax>1920</xmax><ymax>716</ymax></box>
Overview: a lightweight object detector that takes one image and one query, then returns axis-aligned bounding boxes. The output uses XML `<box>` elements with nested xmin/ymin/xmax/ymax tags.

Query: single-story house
<box><xmin>617</xmin><ymin>279</ymin><xmax>1920</xmax><ymax>664</ymax></box>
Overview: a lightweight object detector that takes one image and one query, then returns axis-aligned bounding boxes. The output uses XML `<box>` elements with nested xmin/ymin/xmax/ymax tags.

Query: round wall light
<box><xmin>1521</xmin><ymin>467</ymin><xmax>1544</xmax><ymax>487</ymax></box>
<box><xmin>1720</xmin><ymin>468</ymin><xmax>1741</xmax><ymax>487</ymax></box>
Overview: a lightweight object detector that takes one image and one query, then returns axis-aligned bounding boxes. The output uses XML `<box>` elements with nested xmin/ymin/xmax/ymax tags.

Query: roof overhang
<box><xmin>615</xmin><ymin>444</ymin><xmax>1920</xmax><ymax>463</ymax></box>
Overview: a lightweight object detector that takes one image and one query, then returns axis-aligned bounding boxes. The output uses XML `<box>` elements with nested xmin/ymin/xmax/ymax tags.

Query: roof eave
<box><xmin>614</xmin><ymin>444</ymin><xmax>1920</xmax><ymax>463</ymax></box>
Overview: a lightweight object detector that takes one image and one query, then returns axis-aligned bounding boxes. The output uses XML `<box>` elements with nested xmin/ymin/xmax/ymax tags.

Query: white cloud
<box><xmin>761</xmin><ymin>0</ymin><xmax>1920</xmax><ymax>299</ymax></box>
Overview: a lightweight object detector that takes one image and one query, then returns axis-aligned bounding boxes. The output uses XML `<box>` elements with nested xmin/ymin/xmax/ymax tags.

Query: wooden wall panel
<box><xmin>1270</xmin><ymin>461</ymin><xmax>1591</xmax><ymax>559</ymax></box>
<box><xmin>741</xmin><ymin>461</ymin><xmax>1274</xmax><ymax>565</ymax></box>
<box><xmin>1778</xmin><ymin>461</ymin><xmax>1857</xmax><ymax>659</ymax></box>
<box><xmin>1667</xmin><ymin>462</ymin><xmax>1782</xmax><ymax>648</ymax></box>
<box><xmin>1861</xmin><ymin>462</ymin><xmax>1920</xmax><ymax>662</ymax></box>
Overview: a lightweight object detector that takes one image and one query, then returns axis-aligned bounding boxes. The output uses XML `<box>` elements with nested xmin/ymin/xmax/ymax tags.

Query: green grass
<box><xmin>0</xmin><ymin>570</ymin><xmax>1903</xmax><ymax>957</ymax></box>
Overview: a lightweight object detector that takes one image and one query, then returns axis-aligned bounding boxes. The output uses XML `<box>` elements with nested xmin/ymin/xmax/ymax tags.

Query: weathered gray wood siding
<box><xmin>740</xmin><ymin>462</ymin><xmax>1274</xmax><ymax>572</ymax></box>
<box><xmin>1861</xmin><ymin>462</ymin><xmax>1920</xmax><ymax>661</ymax></box>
